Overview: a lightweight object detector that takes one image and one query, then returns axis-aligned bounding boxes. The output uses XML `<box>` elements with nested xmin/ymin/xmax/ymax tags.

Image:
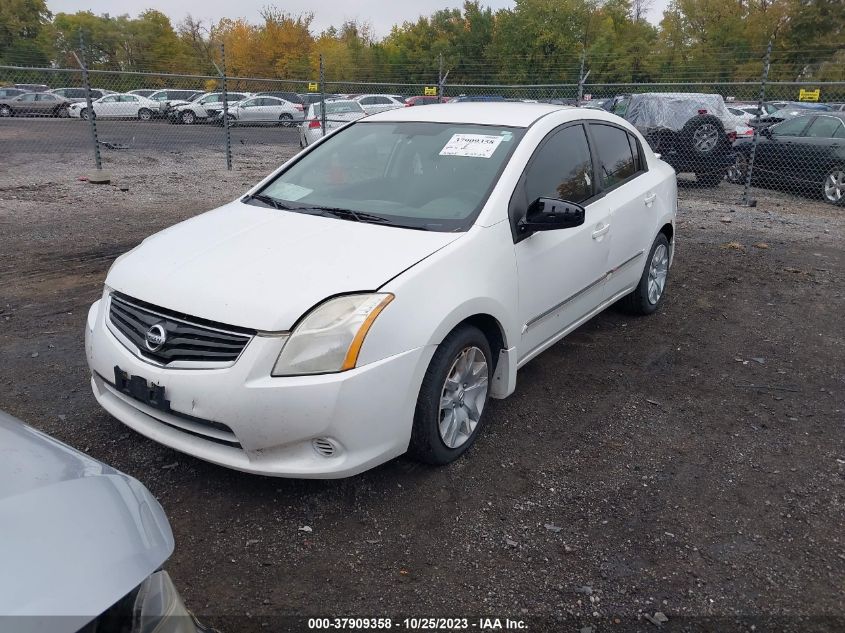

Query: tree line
<box><xmin>1</xmin><ymin>0</ymin><xmax>842</xmax><ymax>84</ymax></box>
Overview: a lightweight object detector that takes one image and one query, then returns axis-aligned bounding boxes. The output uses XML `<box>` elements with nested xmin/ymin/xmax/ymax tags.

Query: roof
<box><xmin>364</xmin><ymin>102</ymin><xmax>572</xmax><ymax>128</ymax></box>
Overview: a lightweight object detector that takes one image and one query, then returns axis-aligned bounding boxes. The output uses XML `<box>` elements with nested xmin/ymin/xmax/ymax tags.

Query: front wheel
<box><xmin>409</xmin><ymin>325</ymin><xmax>492</xmax><ymax>465</ymax></box>
<box><xmin>138</xmin><ymin>108</ymin><xmax>153</xmax><ymax>121</ymax></box>
<box><xmin>619</xmin><ymin>233</ymin><xmax>671</xmax><ymax>315</ymax></box>
<box><xmin>80</xmin><ymin>108</ymin><xmax>93</xmax><ymax>121</ymax></box>
<box><xmin>55</xmin><ymin>106</ymin><xmax>69</xmax><ymax>118</ymax></box>
<box><xmin>0</xmin><ymin>105</ymin><xmax>11</xmax><ymax>117</ymax></box>
<box><xmin>822</xmin><ymin>166</ymin><xmax>845</xmax><ymax>205</ymax></box>
<box><xmin>180</xmin><ymin>110</ymin><xmax>196</xmax><ymax>125</ymax></box>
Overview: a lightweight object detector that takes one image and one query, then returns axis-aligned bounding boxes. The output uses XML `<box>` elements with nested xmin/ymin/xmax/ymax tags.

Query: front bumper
<box><xmin>86</xmin><ymin>297</ymin><xmax>433</xmax><ymax>478</ymax></box>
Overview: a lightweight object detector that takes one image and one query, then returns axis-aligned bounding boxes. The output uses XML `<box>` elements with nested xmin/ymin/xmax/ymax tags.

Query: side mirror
<box><xmin>760</xmin><ymin>125</ymin><xmax>773</xmax><ymax>138</ymax></box>
<box><xmin>519</xmin><ymin>197</ymin><xmax>585</xmax><ymax>232</ymax></box>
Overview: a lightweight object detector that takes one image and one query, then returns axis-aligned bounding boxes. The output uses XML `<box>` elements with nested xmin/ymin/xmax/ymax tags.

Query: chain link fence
<box><xmin>2</xmin><ymin>52</ymin><xmax>844</xmax><ymax>206</ymax></box>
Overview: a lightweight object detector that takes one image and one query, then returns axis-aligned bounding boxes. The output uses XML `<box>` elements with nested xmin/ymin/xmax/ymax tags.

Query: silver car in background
<box><xmin>299</xmin><ymin>99</ymin><xmax>367</xmax><ymax>146</ymax></box>
<box><xmin>0</xmin><ymin>410</ymin><xmax>214</xmax><ymax>633</ymax></box>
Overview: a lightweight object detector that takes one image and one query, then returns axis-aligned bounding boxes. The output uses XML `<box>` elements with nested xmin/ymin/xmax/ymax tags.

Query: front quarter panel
<box><xmin>357</xmin><ymin>220</ymin><xmax>519</xmax><ymax>367</ymax></box>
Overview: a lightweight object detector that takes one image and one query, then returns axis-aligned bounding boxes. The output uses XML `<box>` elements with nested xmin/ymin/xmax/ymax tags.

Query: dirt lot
<box><xmin>1</xmin><ymin>149</ymin><xmax>843</xmax><ymax>632</ymax></box>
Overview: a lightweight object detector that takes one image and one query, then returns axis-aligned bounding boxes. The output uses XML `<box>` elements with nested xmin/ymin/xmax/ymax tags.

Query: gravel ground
<box><xmin>1</xmin><ymin>149</ymin><xmax>843</xmax><ymax>632</ymax></box>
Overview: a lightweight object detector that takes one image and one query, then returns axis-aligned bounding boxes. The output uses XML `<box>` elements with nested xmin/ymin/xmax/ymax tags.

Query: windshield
<box><xmin>312</xmin><ymin>101</ymin><xmax>365</xmax><ymax>117</ymax></box>
<box><xmin>255</xmin><ymin>122</ymin><xmax>524</xmax><ymax>231</ymax></box>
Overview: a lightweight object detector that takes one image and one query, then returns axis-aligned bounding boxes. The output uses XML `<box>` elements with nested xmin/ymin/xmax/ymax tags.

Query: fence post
<box><xmin>577</xmin><ymin>50</ymin><xmax>587</xmax><ymax>105</ymax></box>
<box><xmin>319</xmin><ymin>54</ymin><xmax>327</xmax><ymax>137</ymax></box>
<box><xmin>742</xmin><ymin>39</ymin><xmax>773</xmax><ymax>208</ymax></box>
<box><xmin>74</xmin><ymin>32</ymin><xmax>103</xmax><ymax>175</ymax></box>
<box><xmin>219</xmin><ymin>43</ymin><xmax>232</xmax><ymax>171</ymax></box>
<box><xmin>438</xmin><ymin>53</ymin><xmax>443</xmax><ymax>104</ymax></box>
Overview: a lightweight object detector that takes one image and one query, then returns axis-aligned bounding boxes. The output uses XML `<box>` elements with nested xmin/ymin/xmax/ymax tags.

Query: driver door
<box><xmin>95</xmin><ymin>95</ymin><xmax>121</xmax><ymax>117</ymax></box>
<box><xmin>514</xmin><ymin>123</ymin><xmax>613</xmax><ymax>362</ymax></box>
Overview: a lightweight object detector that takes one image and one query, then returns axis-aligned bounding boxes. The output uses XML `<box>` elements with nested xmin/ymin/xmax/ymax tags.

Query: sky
<box><xmin>47</xmin><ymin>0</ymin><xmax>671</xmax><ymax>37</ymax></box>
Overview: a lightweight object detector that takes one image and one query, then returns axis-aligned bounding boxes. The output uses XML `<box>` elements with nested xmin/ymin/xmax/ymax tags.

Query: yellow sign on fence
<box><xmin>424</xmin><ymin>86</ymin><xmax>438</xmax><ymax>96</ymax></box>
<box><xmin>308</xmin><ymin>82</ymin><xmax>319</xmax><ymax>92</ymax></box>
<box><xmin>798</xmin><ymin>88</ymin><xmax>820</xmax><ymax>102</ymax></box>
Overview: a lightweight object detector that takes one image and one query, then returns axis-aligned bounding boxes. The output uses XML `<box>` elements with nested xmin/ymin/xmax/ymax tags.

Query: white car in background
<box><xmin>169</xmin><ymin>91</ymin><xmax>252</xmax><ymax>124</ymax></box>
<box><xmin>68</xmin><ymin>93</ymin><xmax>159</xmax><ymax>121</ymax></box>
<box><xmin>353</xmin><ymin>94</ymin><xmax>406</xmax><ymax>115</ymax></box>
<box><xmin>227</xmin><ymin>95</ymin><xmax>303</xmax><ymax>126</ymax></box>
<box><xmin>300</xmin><ymin>99</ymin><xmax>367</xmax><ymax>146</ymax></box>
<box><xmin>85</xmin><ymin>103</ymin><xmax>677</xmax><ymax>479</ymax></box>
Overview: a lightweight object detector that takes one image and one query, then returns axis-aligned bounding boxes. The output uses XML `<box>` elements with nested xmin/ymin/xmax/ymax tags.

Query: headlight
<box><xmin>272</xmin><ymin>293</ymin><xmax>393</xmax><ymax>376</ymax></box>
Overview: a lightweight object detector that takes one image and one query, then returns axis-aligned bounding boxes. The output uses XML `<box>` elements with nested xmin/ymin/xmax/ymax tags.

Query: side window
<box><xmin>19</xmin><ymin>93</ymin><xmax>37</xmax><ymax>101</ymax></box>
<box><xmin>628</xmin><ymin>133</ymin><xmax>642</xmax><ymax>171</ymax></box>
<box><xmin>524</xmin><ymin>125</ymin><xmax>594</xmax><ymax>205</ymax></box>
<box><xmin>590</xmin><ymin>124</ymin><xmax>636</xmax><ymax>188</ymax></box>
<box><xmin>88</xmin><ymin>90</ymin><xmax>102</xmax><ymax>99</ymax></box>
<box><xmin>805</xmin><ymin>116</ymin><xmax>843</xmax><ymax>138</ymax></box>
<box><xmin>101</xmin><ymin>95</ymin><xmax>118</xmax><ymax>103</ymax></box>
<box><xmin>37</xmin><ymin>93</ymin><xmax>57</xmax><ymax>101</ymax></box>
<box><xmin>360</xmin><ymin>97</ymin><xmax>376</xmax><ymax>105</ymax></box>
<box><xmin>121</xmin><ymin>95</ymin><xmax>138</xmax><ymax>102</ymax></box>
<box><xmin>770</xmin><ymin>116</ymin><xmax>811</xmax><ymax>137</ymax></box>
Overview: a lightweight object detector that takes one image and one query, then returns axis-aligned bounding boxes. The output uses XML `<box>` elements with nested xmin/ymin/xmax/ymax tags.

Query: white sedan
<box><xmin>354</xmin><ymin>93</ymin><xmax>406</xmax><ymax>115</ymax></box>
<box><xmin>85</xmin><ymin>104</ymin><xmax>677</xmax><ymax>478</ymax></box>
<box><xmin>227</xmin><ymin>95</ymin><xmax>303</xmax><ymax>126</ymax></box>
<box><xmin>300</xmin><ymin>99</ymin><xmax>367</xmax><ymax>147</ymax></box>
<box><xmin>68</xmin><ymin>93</ymin><xmax>159</xmax><ymax>121</ymax></box>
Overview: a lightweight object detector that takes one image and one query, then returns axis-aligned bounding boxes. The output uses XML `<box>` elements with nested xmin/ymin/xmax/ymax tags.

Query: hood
<box><xmin>106</xmin><ymin>200</ymin><xmax>461</xmax><ymax>331</ymax></box>
<box><xmin>0</xmin><ymin>411</ymin><xmax>174</xmax><ymax>632</ymax></box>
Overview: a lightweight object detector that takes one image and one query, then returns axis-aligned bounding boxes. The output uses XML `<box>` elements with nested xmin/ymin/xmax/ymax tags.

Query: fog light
<box><xmin>312</xmin><ymin>438</ymin><xmax>335</xmax><ymax>457</ymax></box>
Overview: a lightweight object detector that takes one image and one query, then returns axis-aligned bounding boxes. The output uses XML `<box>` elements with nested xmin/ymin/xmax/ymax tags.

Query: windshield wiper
<box><xmin>244</xmin><ymin>193</ymin><xmax>294</xmax><ymax>210</ymax></box>
<box><xmin>293</xmin><ymin>205</ymin><xmax>391</xmax><ymax>225</ymax></box>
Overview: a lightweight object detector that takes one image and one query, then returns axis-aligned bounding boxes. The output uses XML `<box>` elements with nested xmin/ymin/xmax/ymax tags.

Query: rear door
<box><xmin>796</xmin><ymin>115</ymin><xmax>845</xmax><ymax>184</ymax></box>
<box><xmin>95</xmin><ymin>94</ymin><xmax>121</xmax><ymax>117</ymax></box>
<box><xmin>513</xmin><ymin>123</ymin><xmax>613</xmax><ymax>362</ymax></box>
<box><xmin>588</xmin><ymin>123</ymin><xmax>657</xmax><ymax>301</ymax></box>
<box><xmin>35</xmin><ymin>93</ymin><xmax>60</xmax><ymax>114</ymax></box>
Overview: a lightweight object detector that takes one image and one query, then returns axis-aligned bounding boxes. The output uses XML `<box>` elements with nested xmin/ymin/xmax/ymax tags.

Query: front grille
<box><xmin>108</xmin><ymin>292</ymin><xmax>255</xmax><ymax>365</ymax></box>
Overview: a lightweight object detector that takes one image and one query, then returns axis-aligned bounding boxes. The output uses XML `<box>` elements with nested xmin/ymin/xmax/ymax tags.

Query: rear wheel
<box><xmin>619</xmin><ymin>233</ymin><xmax>671</xmax><ymax>315</ymax></box>
<box><xmin>80</xmin><ymin>108</ymin><xmax>93</xmax><ymax>121</ymax></box>
<box><xmin>279</xmin><ymin>113</ymin><xmax>293</xmax><ymax>126</ymax></box>
<box><xmin>138</xmin><ymin>108</ymin><xmax>153</xmax><ymax>121</ymax></box>
<box><xmin>180</xmin><ymin>110</ymin><xmax>196</xmax><ymax>125</ymax></box>
<box><xmin>727</xmin><ymin>153</ymin><xmax>748</xmax><ymax>184</ymax></box>
<box><xmin>55</xmin><ymin>106</ymin><xmax>69</xmax><ymax>118</ymax></box>
<box><xmin>823</xmin><ymin>166</ymin><xmax>845</xmax><ymax>205</ymax></box>
<box><xmin>409</xmin><ymin>325</ymin><xmax>492</xmax><ymax>465</ymax></box>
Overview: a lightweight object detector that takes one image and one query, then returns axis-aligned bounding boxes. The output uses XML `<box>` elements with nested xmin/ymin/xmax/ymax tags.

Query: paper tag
<box><xmin>268</xmin><ymin>182</ymin><xmax>312</xmax><ymax>201</ymax></box>
<box><xmin>440</xmin><ymin>134</ymin><xmax>504</xmax><ymax>158</ymax></box>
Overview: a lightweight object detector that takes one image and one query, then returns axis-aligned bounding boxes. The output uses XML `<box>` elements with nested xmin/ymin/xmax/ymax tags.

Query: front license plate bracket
<box><xmin>114</xmin><ymin>366</ymin><xmax>171</xmax><ymax>413</ymax></box>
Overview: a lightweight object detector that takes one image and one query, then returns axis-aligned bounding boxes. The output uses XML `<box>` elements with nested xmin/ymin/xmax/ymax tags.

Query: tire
<box><xmin>180</xmin><ymin>110</ymin><xmax>196</xmax><ymax>125</ymax></box>
<box><xmin>618</xmin><ymin>233</ymin><xmax>671</xmax><ymax>316</ymax></box>
<box><xmin>695</xmin><ymin>170</ymin><xmax>724</xmax><ymax>187</ymax></box>
<box><xmin>80</xmin><ymin>108</ymin><xmax>92</xmax><ymax>121</ymax></box>
<box><xmin>678</xmin><ymin>114</ymin><xmax>728</xmax><ymax>175</ymax></box>
<box><xmin>409</xmin><ymin>325</ymin><xmax>493</xmax><ymax>465</ymax></box>
<box><xmin>279</xmin><ymin>113</ymin><xmax>293</xmax><ymax>126</ymax></box>
<box><xmin>727</xmin><ymin>153</ymin><xmax>748</xmax><ymax>184</ymax></box>
<box><xmin>0</xmin><ymin>105</ymin><xmax>11</xmax><ymax>117</ymax></box>
<box><xmin>55</xmin><ymin>106</ymin><xmax>69</xmax><ymax>118</ymax></box>
<box><xmin>822</xmin><ymin>165</ymin><xmax>845</xmax><ymax>206</ymax></box>
<box><xmin>138</xmin><ymin>108</ymin><xmax>153</xmax><ymax>121</ymax></box>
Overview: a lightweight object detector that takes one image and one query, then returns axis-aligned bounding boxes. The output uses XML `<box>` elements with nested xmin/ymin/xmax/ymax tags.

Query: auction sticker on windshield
<box><xmin>440</xmin><ymin>134</ymin><xmax>504</xmax><ymax>158</ymax></box>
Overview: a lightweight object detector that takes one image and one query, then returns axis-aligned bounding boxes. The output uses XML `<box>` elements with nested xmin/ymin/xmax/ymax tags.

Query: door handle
<box><xmin>644</xmin><ymin>193</ymin><xmax>657</xmax><ymax>206</ymax></box>
<box><xmin>592</xmin><ymin>223</ymin><xmax>610</xmax><ymax>240</ymax></box>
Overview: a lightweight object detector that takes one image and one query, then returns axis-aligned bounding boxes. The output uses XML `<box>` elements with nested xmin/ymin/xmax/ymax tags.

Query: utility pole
<box><xmin>742</xmin><ymin>39</ymin><xmax>772</xmax><ymax>208</ymax></box>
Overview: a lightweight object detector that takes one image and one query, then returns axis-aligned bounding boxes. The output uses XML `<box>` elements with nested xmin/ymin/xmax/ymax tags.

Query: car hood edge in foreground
<box><xmin>106</xmin><ymin>200</ymin><xmax>463</xmax><ymax>331</ymax></box>
<box><xmin>0</xmin><ymin>411</ymin><xmax>174</xmax><ymax>632</ymax></box>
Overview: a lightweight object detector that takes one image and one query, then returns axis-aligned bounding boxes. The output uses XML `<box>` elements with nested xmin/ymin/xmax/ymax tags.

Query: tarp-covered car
<box><xmin>0</xmin><ymin>409</ymin><xmax>215</xmax><ymax>633</ymax></box>
<box><xmin>617</xmin><ymin>93</ymin><xmax>736</xmax><ymax>186</ymax></box>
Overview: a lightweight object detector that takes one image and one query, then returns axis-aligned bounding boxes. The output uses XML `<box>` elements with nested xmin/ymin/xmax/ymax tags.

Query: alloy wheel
<box><xmin>693</xmin><ymin>123</ymin><xmax>719</xmax><ymax>153</ymax></box>
<box><xmin>438</xmin><ymin>346</ymin><xmax>488</xmax><ymax>449</ymax></box>
<box><xmin>647</xmin><ymin>244</ymin><xmax>669</xmax><ymax>305</ymax></box>
<box><xmin>823</xmin><ymin>169</ymin><xmax>844</xmax><ymax>204</ymax></box>
<box><xmin>0</xmin><ymin>105</ymin><xmax>10</xmax><ymax>117</ymax></box>
<box><xmin>181</xmin><ymin>111</ymin><xmax>195</xmax><ymax>124</ymax></box>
